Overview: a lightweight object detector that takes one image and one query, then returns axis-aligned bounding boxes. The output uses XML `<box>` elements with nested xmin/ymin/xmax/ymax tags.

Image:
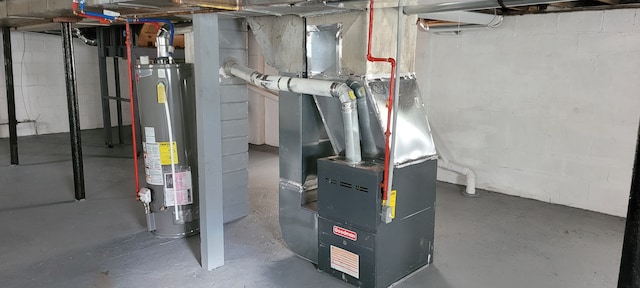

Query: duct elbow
<box><xmin>331</xmin><ymin>83</ymin><xmax>356</xmax><ymax>104</ymax></box>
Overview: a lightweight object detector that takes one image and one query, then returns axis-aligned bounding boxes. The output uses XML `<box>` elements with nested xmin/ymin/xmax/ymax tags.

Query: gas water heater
<box><xmin>135</xmin><ymin>28</ymin><xmax>199</xmax><ymax>238</ymax></box>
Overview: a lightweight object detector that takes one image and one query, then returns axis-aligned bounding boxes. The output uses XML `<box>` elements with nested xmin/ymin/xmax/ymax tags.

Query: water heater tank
<box><xmin>135</xmin><ymin>63</ymin><xmax>199</xmax><ymax>238</ymax></box>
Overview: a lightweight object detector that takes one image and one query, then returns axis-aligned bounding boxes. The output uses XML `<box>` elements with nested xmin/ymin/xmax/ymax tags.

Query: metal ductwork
<box><xmin>223</xmin><ymin>60</ymin><xmax>362</xmax><ymax>164</ymax></box>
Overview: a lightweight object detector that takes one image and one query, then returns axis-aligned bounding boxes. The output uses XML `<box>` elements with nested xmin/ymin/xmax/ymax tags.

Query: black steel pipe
<box><xmin>61</xmin><ymin>22</ymin><xmax>86</xmax><ymax>201</ymax></box>
<box><xmin>114</xmin><ymin>57</ymin><xmax>124</xmax><ymax>144</ymax></box>
<box><xmin>97</xmin><ymin>28</ymin><xmax>113</xmax><ymax>148</ymax></box>
<box><xmin>3</xmin><ymin>27</ymin><xmax>18</xmax><ymax>165</ymax></box>
<box><xmin>618</xmin><ymin>121</ymin><xmax>640</xmax><ymax>287</ymax></box>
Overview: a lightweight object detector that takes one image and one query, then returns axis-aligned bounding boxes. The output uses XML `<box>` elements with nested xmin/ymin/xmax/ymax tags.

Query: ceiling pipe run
<box><xmin>404</xmin><ymin>0</ymin><xmax>568</xmax><ymax>14</ymax></box>
<box><xmin>223</xmin><ymin>60</ymin><xmax>362</xmax><ymax>164</ymax></box>
<box><xmin>419</xmin><ymin>11</ymin><xmax>503</xmax><ymax>26</ymax></box>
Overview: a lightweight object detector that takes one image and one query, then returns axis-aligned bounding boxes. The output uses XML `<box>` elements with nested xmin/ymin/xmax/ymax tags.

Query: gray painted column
<box><xmin>193</xmin><ymin>13</ymin><xmax>224</xmax><ymax>271</ymax></box>
<box><xmin>218</xmin><ymin>19</ymin><xmax>249</xmax><ymax>223</ymax></box>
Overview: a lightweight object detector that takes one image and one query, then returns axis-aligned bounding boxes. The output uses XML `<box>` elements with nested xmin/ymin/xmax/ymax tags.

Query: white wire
<box><xmin>488</xmin><ymin>9</ymin><xmax>504</xmax><ymax>28</ymax></box>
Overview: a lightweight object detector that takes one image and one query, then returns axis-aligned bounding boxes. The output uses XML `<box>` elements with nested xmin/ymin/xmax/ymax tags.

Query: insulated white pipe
<box><xmin>384</xmin><ymin>1</ymin><xmax>405</xmax><ymax>213</ymax></box>
<box><xmin>404</xmin><ymin>0</ymin><xmax>567</xmax><ymax>14</ymax></box>
<box><xmin>418</xmin><ymin>11</ymin><xmax>503</xmax><ymax>26</ymax></box>
<box><xmin>224</xmin><ymin>60</ymin><xmax>362</xmax><ymax>163</ymax></box>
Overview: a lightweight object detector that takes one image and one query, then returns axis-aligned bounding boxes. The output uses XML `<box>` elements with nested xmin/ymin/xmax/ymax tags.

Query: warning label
<box><xmin>330</xmin><ymin>245</ymin><xmax>359</xmax><ymax>279</ymax></box>
<box><xmin>159</xmin><ymin>141</ymin><xmax>179</xmax><ymax>165</ymax></box>
<box><xmin>143</xmin><ymin>142</ymin><xmax>163</xmax><ymax>185</ymax></box>
<box><xmin>164</xmin><ymin>170</ymin><xmax>193</xmax><ymax>206</ymax></box>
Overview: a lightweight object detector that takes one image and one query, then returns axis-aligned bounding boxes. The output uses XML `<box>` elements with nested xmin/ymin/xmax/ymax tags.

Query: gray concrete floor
<box><xmin>0</xmin><ymin>128</ymin><xmax>626</xmax><ymax>288</ymax></box>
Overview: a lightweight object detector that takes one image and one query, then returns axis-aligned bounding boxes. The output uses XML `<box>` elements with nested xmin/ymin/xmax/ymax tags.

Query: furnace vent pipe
<box><xmin>348</xmin><ymin>81</ymin><xmax>378</xmax><ymax>158</ymax></box>
<box><xmin>224</xmin><ymin>60</ymin><xmax>362</xmax><ymax>163</ymax></box>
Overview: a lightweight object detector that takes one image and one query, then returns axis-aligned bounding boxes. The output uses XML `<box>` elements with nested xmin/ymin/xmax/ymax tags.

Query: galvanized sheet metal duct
<box><xmin>223</xmin><ymin>60</ymin><xmax>362</xmax><ymax>163</ymax></box>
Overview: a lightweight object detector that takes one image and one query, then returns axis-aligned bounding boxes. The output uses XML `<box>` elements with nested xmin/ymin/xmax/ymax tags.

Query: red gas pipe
<box><xmin>366</xmin><ymin>0</ymin><xmax>396</xmax><ymax>201</ymax></box>
<box><xmin>125</xmin><ymin>22</ymin><xmax>141</xmax><ymax>199</ymax></box>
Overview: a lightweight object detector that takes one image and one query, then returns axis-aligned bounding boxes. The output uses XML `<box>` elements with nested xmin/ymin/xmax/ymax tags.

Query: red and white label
<box><xmin>331</xmin><ymin>245</ymin><xmax>359</xmax><ymax>279</ymax></box>
<box><xmin>333</xmin><ymin>226</ymin><xmax>357</xmax><ymax>241</ymax></box>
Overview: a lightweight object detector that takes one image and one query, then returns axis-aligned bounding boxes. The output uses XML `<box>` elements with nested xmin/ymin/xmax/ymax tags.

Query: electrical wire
<box><xmin>18</xmin><ymin>32</ymin><xmax>33</xmax><ymax>123</ymax></box>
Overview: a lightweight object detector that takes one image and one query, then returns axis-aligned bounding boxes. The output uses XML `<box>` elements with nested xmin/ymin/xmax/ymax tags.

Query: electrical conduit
<box><xmin>367</xmin><ymin>0</ymin><xmax>397</xmax><ymax>201</ymax></box>
<box><xmin>224</xmin><ymin>61</ymin><xmax>362</xmax><ymax>163</ymax></box>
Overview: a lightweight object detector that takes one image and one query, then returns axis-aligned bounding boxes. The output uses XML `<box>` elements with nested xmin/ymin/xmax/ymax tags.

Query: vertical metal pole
<box><xmin>111</xmin><ymin>27</ymin><xmax>123</xmax><ymax>144</ymax></box>
<box><xmin>113</xmin><ymin>57</ymin><xmax>124</xmax><ymax>144</ymax></box>
<box><xmin>61</xmin><ymin>22</ymin><xmax>85</xmax><ymax>201</ymax></box>
<box><xmin>619</xmin><ymin>122</ymin><xmax>640</xmax><ymax>287</ymax></box>
<box><xmin>193</xmin><ymin>13</ymin><xmax>224</xmax><ymax>271</ymax></box>
<box><xmin>2</xmin><ymin>27</ymin><xmax>18</xmax><ymax>165</ymax></box>
<box><xmin>97</xmin><ymin>28</ymin><xmax>113</xmax><ymax>148</ymax></box>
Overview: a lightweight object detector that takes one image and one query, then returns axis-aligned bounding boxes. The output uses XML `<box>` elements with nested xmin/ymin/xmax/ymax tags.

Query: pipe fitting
<box><xmin>156</xmin><ymin>27</ymin><xmax>172</xmax><ymax>61</ymax></box>
<box><xmin>224</xmin><ymin>61</ymin><xmax>363</xmax><ymax>164</ymax></box>
<box><xmin>331</xmin><ymin>82</ymin><xmax>355</xmax><ymax>104</ymax></box>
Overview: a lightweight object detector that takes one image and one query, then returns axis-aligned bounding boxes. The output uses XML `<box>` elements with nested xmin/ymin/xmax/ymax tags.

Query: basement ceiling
<box><xmin>0</xmin><ymin>0</ymin><xmax>638</xmax><ymax>30</ymax></box>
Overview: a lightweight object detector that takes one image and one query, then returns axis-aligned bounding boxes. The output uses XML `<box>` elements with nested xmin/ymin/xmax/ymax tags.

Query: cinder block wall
<box><xmin>417</xmin><ymin>9</ymin><xmax>640</xmax><ymax>217</ymax></box>
<box><xmin>0</xmin><ymin>31</ymin><xmax>129</xmax><ymax>137</ymax></box>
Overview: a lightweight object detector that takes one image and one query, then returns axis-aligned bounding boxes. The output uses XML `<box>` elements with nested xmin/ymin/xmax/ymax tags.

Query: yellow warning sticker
<box><xmin>389</xmin><ymin>189</ymin><xmax>397</xmax><ymax>219</ymax></box>
<box><xmin>157</xmin><ymin>82</ymin><xmax>167</xmax><ymax>104</ymax></box>
<box><xmin>159</xmin><ymin>141</ymin><xmax>179</xmax><ymax>165</ymax></box>
<box><xmin>349</xmin><ymin>90</ymin><xmax>356</xmax><ymax>100</ymax></box>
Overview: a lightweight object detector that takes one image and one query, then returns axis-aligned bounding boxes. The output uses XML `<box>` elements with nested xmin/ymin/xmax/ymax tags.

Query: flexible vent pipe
<box><xmin>224</xmin><ymin>60</ymin><xmax>362</xmax><ymax>163</ymax></box>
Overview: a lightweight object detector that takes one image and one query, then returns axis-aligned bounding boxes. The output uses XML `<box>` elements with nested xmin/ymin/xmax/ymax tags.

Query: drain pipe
<box><xmin>431</xmin><ymin>127</ymin><xmax>477</xmax><ymax>196</ymax></box>
<box><xmin>224</xmin><ymin>60</ymin><xmax>362</xmax><ymax>163</ymax></box>
<box><xmin>438</xmin><ymin>158</ymin><xmax>477</xmax><ymax>196</ymax></box>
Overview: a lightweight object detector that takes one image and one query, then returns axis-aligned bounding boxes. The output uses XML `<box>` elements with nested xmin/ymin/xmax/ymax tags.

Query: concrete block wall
<box><xmin>417</xmin><ymin>9</ymin><xmax>640</xmax><ymax>217</ymax></box>
<box><xmin>247</xmin><ymin>30</ymin><xmax>279</xmax><ymax>147</ymax></box>
<box><xmin>0</xmin><ymin>31</ymin><xmax>129</xmax><ymax>138</ymax></box>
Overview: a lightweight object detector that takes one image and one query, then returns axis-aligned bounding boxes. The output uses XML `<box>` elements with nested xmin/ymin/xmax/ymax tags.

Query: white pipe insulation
<box><xmin>223</xmin><ymin>60</ymin><xmax>362</xmax><ymax>163</ymax></box>
<box><xmin>417</xmin><ymin>11</ymin><xmax>503</xmax><ymax>26</ymax></box>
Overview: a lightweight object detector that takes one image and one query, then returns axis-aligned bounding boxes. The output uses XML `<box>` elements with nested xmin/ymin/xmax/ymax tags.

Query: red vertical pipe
<box><xmin>125</xmin><ymin>22</ymin><xmax>141</xmax><ymax>199</ymax></box>
<box><xmin>366</xmin><ymin>0</ymin><xmax>396</xmax><ymax>201</ymax></box>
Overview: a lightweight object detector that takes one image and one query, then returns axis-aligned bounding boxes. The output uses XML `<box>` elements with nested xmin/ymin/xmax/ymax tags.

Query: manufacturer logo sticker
<box><xmin>333</xmin><ymin>226</ymin><xmax>357</xmax><ymax>241</ymax></box>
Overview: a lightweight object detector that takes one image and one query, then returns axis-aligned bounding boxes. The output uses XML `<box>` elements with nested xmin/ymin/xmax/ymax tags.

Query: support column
<box><xmin>193</xmin><ymin>13</ymin><xmax>224</xmax><ymax>271</ymax></box>
<box><xmin>97</xmin><ymin>28</ymin><xmax>113</xmax><ymax>148</ymax></box>
<box><xmin>2</xmin><ymin>27</ymin><xmax>18</xmax><ymax>165</ymax></box>
<box><xmin>60</xmin><ymin>22</ymin><xmax>85</xmax><ymax>201</ymax></box>
<box><xmin>113</xmin><ymin>57</ymin><xmax>124</xmax><ymax>144</ymax></box>
<box><xmin>619</xmin><ymin>122</ymin><xmax>640</xmax><ymax>287</ymax></box>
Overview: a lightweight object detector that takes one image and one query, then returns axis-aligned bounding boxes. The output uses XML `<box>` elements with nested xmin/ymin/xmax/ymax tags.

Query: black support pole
<box><xmin>97</xmin><ymin>28</ymin><xmax>113</xmax><ymax>148</ymax></box>
<box><xmin>3</xmin><ymin>27</ymin><xmax>18</xmax><ymax>165</ymax></box>
<box><xmin>61</xmin><ymin>22</ymin><xmax>85</xmax><ymax>201</ymax></box>
<box><xmin>113</xmin><ymin>57</ymin><xmax>124</xmax><ymax>144</ymax></box>
<box><xmin>618</xmin><ymin>121</ymin><xmax>640</xmax><ymax>287</ymax></box>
